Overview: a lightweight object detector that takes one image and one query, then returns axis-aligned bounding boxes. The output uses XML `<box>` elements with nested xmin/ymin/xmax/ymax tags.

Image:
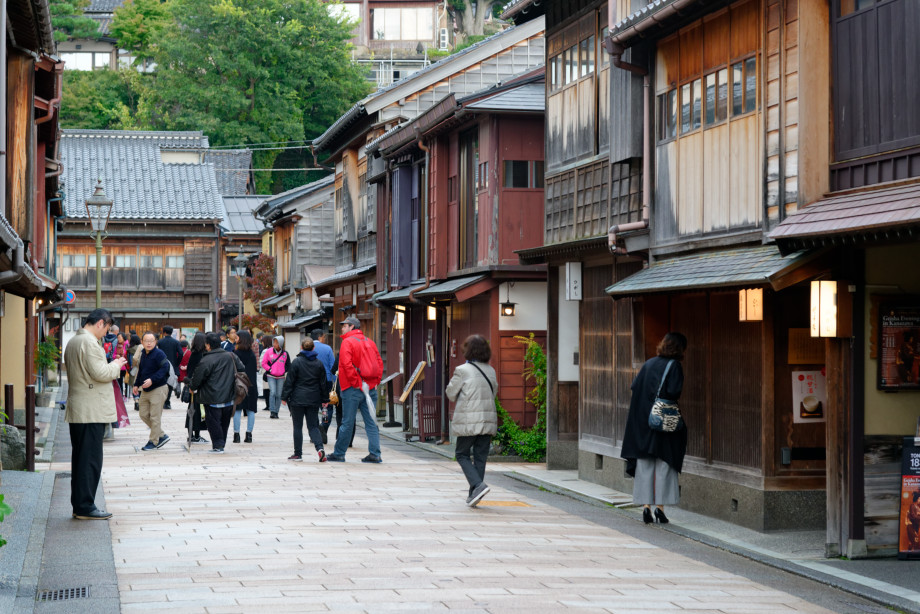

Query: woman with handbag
<box><xmin>445</xmin><ymin>334</ymin><xmax>498</xmax><ymax>508</ymax></box>
<box><xmin>621</xmin><ymin>332</ymin><xmax>688</xmax><ymax>524</ymax></box>
<box><xmin>184</xmin><ymin>332</ymin><xmax>208</xmax><ymax>444</ymax></box>
<box><xmin>232</xmin><ymin>331</ymin><xmax>259</xmax><ymax>443</ymax></box>
<box><xmin>261</xmin><ymin>336</ymin><xmax>289</xmax><ymax>419</ymax></box>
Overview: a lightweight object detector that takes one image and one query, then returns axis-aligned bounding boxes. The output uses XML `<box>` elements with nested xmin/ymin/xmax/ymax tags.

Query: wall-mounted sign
<box><xmin>810</xmin><ymin>280</ymin><xmax>852</xmax><ymax>338</ymax></box>
<box><xmin>738</xmin><ymin>288</ymin><xmax>763</xmax><ymax>321</ymax></box>
<box><xmin>878</xmin><ymin>303</ymin><xmax>920</xmax><ymax>391</ymax></box>
<box><xmin>398</xmin><ymin>361</ymin><xmax>426</xmax><ymax>403</ymax></box>
<box><xmin>565</xmin><ymin>262</ymin><xmax>582</xmax><ymax>301</ymax></box>
<box><xmin>898</xmin><ymin>434</ymin><xmax>920</xmax><ymax>560</ymax></box>
<box><xmin>791</xmin><ymin>369</ymin><xmax>826</xmax><ymax>424</ymax></box>
<box><xmin>64</xmin><ymin>289</ymin><xmax>76</xmax><ymax>305</ymax></box>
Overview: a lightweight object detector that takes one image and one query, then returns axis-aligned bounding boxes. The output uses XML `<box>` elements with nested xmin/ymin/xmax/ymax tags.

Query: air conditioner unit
<box><xmin>439</xmin><ymin>28</ymin><xmax>449</xmax><ymax>50</ymax></box>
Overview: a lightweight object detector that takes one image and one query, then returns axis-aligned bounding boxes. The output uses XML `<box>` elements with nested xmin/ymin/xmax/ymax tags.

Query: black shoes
<box><xmin>325</xmin><ymin>454</ymin><xmax>345</xmax><ymax>462</ymax></box>
<box><xmin>269</xmin><ymin>413</ymin><xmax>279</xmax><ymax>419</ymax></box>
<box><xmin>654</xmin><ymin>508</ymin><xmax>669</xmax><ymax>524</ymax></box>
<box><xmin>468</xmin><ymin>483</ymin><xmax>490</xmax><ymax>507</ymax></box>
<box><xmin>244</xmin><ymin>432</ymin><xmax>252</xmax><ymax>443</ymax></box>
<box><xmin>233</xmin><ymin>433</ymin><xmax>241</xmax><ymax>443</ymax></box>
<box><xmin>643</xmin><ymin>508</ymin><xmax>653</xmax><ymax>524</ymax></box>
<box><xmin>361</xmin><ymin>454</ymin><xmax>382</xmax><ymax>463</ymax></box>
<box><xmin>73</xmin><ymin>509</ymin><xmax>113</xmax><ymax>520</ymax></box>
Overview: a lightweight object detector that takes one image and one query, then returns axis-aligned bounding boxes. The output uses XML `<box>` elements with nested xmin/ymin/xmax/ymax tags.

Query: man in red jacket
<box><xmin>326</xmin><ymin>316</ymin><xmax>384</xmax><ymax>463</ymax></box>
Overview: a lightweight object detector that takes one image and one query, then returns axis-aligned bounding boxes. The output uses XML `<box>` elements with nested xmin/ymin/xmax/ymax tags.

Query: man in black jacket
<box><xmin>157</xmin><ymin>325</ymin><xmax>183</xmax><ymax>409</ymax></box>
<box><xmin>281</xmin><ymin>338</ymin><xmax>328</xmax><ymax>462</ymax></box>
<box><xmin>189</xmin><ymin>332</ymin><xmax>245</xmax><ymax>453</ymax></box>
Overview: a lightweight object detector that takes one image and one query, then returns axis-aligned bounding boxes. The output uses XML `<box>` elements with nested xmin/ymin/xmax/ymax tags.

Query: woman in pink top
<box><xmin>261</xmin><ymin>336</ymin><xmax>288</xmax><ymax>418</ymax></box>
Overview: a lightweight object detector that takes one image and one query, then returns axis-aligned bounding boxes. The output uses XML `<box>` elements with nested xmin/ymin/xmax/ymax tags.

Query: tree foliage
<box><xmin>109</xmin><ymin>0</ymin><xmax>172</xmax><ymax>65</ymax></box>
<box><xmin>492</xmin><ymin>333</ymin><xmax>547</xmax><ymax>461</ymax></box>
<box><xmin>61</xmin><ymin>69</ymin><xmax>150</xmax><ymax>129</ymax></box>
<box><xmin>448</xmin><ymin>0</ymin><xmax>505</xmax><ymax>43</ymax></box>
<box><xmin>49</xmin><ymin>0</ymin><xmax>100</xmax><ymax>42</ymax></box>
<box><xmin>244</xmin><ymin>253</ymin><xmax>276</xmax><ymax>305</ymax></box>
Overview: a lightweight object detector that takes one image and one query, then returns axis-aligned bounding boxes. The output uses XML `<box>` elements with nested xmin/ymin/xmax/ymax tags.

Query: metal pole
<box><xmin>25</xmin><ymin>385</ymin><xmax>36</xmax><ymax>472</ymax></box>
<box><xmin>238</xmin><ymin>272</ymin><xmax>243</xmax><ymax>328</ymax></box>
<box><xmin>4</xmin><ymin>384</ymin><xmax>13</xmax><ymax>425</ymax></box>
<box><xmin>95</xmin><ymin>230</ymin><xmax>103</xmax><ymax>308</ymax></box>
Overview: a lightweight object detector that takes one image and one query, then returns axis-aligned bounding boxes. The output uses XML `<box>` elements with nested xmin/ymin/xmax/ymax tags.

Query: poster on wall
<box><xmin>898</xmin><ymin>435</ymin><xmax>920</xmax><ymax>559</ymax></box>
<box><xmin>791</xmin><ymin>369</ymin><xmax>827</xmax><ymax>424</ymax></box>
<box><xmin>878</xmin><ymin>303</ymin><xmax>920</xmax><ymax>391</ymax></box>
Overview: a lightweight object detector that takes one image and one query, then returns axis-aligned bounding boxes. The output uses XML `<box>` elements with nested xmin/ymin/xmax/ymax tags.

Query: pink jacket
<box><xmin>261</xmin><ymin>347</ymin><xmax>288</xmax><ymax>378</ymax></box>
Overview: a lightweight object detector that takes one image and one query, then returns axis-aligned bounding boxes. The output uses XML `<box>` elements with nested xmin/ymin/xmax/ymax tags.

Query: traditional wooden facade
<box><xmin>372</xmin><ymin>71</ymin><xmax>548</xmax><ymax>434</ymax></box>
<box><xmin>0</xmin><ymin>0</ymin><xmax>65</xmax><ymax>412</ymax></box>
<box><xmin>219</xmin><ymin>195</ymin><xmax>266</xmax><ymax>329</ymax></box>
<box><xmin>58</xmin><ymin>130</ymin><xmax>224</xmax><ymax>345</ymax></box>
<box><xmin>313</xmin><ymin>19</ymin><xmax>546</xmax><ymax>357</ymax></box>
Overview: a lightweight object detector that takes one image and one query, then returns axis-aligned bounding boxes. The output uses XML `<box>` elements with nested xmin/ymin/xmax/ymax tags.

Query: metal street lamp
<box><xmin>233</xmin><ymin>248</ymin><xmax>247</xmax><ymax>327</ymax></box>
<box><xmin>84</xmin><ymin>181</ymin><xmax>113</xmax><ymax>309</ymax></box>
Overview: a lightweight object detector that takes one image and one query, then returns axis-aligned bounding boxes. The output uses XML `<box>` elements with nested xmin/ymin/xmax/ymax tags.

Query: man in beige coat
<box><xmin>64</xmin><ymin>308</ymin><xmax>126</xmax><ymax>520</ymax></box>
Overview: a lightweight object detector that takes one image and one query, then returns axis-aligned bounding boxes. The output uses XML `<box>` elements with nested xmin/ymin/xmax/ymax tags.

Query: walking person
<box><xmin>261</xmin><ymin>336</ymin><xmax>289</xmax><ymax>419</ymax></box>
<box><xmin>113</xmin><ymin>332</ymin><xmax>129</xmax><ymax>396</ymax></box>
<box><xmin>326</xmin><ymin>316</ymin><xmax>383</xmax><ymax>463</ymax></box>
<box><xmin>126</xmin><ymin>333</ymin><xmax>142</xmax><ymax>411</ymax></box>
<box><xmin>311</xmin><ymin>330</ymin><xmax>335</xmax><ymax>444</ymax></box>
<box><xmin>183</xmin><ymin>332</ymin><xmax>208</xmax><ymax>444</ymax></box>
<box><xmin>281</xmin><ymin>338</ymin><xmax>329</xmax><ymax>462</ymax></box>
<box><xmin>133</xmin><ymin>332</ymin><xmax>171</xmax><ymax>451</ymax></box>
<box><xmin>621</xmin><ymin>332</ymin><xmax>688</xmax><ymax>525</ymax></box>
<box><xmin>63</xmin><ymin>308</ymin><xmax>126</xmax><ymax>520</ymax></box>
<box><xmin>188</xmin><ymin>332</ymin><xmax>245</xmax><ymax>453</ymax></box>
<box><xmin>258</xmin><ymin>334</ymin><xmax>271</xmax><ymax>410</ymax></box>
<box><xmin>445</xmin><ymin>334</ymin><xmax>498</xmax><ymax>507</ymax></box>
<box><xmin>232</xmin><ymin>330</ymin><xmax>259</xmax><ymax>443</ymax></box>
<box><xmin>157</xmin><ymin>325</ymin><xmax>182</xmax><ymax>409</ymax></box>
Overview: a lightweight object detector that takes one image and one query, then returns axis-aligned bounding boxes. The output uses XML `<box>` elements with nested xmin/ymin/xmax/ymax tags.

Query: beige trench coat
<box><xmin>64</xmin><ymin>328</ymin><xmax>123</xmax><ymax>423</ymax></box>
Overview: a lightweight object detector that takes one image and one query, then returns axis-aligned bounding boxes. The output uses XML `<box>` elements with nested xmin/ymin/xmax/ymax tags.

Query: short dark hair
<box><xmin>130</xmin><ymin>334</ymin><xmax>141</xmax><ymax>346</ymax></box>
<box><xmin>205</xmin><ymin>332</ymin><xmax>222</xmax><ymax>350</ymax></box>
<box><xmin>162</xmin><ymin>325</ymin><xmax>173</xmax><ymax>335</ymax></box>
<box><xmin>656</xmin><ymin>332</ymin><xmax>688</xmax><ymax>360</ymax></box>
<box><xmin>462</xmin><ymin>334</ymin><xmax>491</xmax><ymax>363</ymax></box>
<box><xmin>310</xmin><ymin>329</ymin><xmax>325</xmax><ymax>341</ymax></box>
<box><xmin>142</xmin><ymin>331</ymin><xmax>157</xmax><ymax>341</ymax></box>
<box><xmin>179</xmin><ymin>339</ymin><xmax>189</xmax><ymax>349</ymax></box>
<box><xmin>219</xmin><ymin>330</ymin><xmax>227</xmax><ymax>338</ymax></box>
<box><xmin>191</xmin><ymin>331</ymin><xmax>206</xmax><ymax>354</ymax></box>
<box><xmin>228</xmin><ymin>326</ymin><xmax>237</xmax><ymax>333</ymax></box>
<box><xmin>301</xmin><ymin>338</ymin><xmax>314</xmax><ymax>351</ymax></box>
<box><xmin>85</xmin><ymin>308</ymin><xmax>113</xmax><ymax>327</ymax></box>
<box><xmin>236</xmin><ymin>330</ymin><xmax>253</xmax><ymax>352</ymax></box>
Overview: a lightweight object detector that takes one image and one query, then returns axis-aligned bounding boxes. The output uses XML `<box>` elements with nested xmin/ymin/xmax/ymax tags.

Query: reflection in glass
<box><xmin>732</xmin><ymin>62</ymin><xmax>743</xmax><ymax>116</ymax></box>
<box><xmin>744</xmin><ymin>57</ymin><xmax>757</xmax><ymax>113</ymax></box>
<box><xmin>717</xmin><ymin>68</ymin><xmax>728</xmax><ymax>121</ymax></box>
<box><xmin>705</xmin><ymin>73</ymin><xmax>716</xmax><ymax>125</ymax></box>
<box><xmin>680</xmin><ymin>83</ymin><xmax>692</xmax><ymax>134</ymax></box>
<box><xmin>668</xmin><ymin>89</ymin><xmax>678</xmax><ymax>139</ymax></box>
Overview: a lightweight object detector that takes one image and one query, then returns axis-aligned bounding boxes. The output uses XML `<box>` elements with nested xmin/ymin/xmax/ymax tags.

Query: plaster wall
<box><xmin>497</xmin><ymin>282</ymin><xmax>547</xmax><ymax>332</ymax></box>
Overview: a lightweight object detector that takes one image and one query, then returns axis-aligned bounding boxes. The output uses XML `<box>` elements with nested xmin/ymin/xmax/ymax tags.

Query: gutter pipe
<box><xmin>34</xmin><ymin>61</ymin><xmax>63</xmax><ymax>126</ymax></box>
<box><xmin>0</xmin><ymin>237</ymin><xmax>26</xmax><ymax>287</ymax></box>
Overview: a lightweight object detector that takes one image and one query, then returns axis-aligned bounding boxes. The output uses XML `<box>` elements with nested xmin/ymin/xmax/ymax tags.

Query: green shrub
<box><xmin>493</xmin><ymin>333</ymin><xmax>546</xmax><ymax>462</ymax></box>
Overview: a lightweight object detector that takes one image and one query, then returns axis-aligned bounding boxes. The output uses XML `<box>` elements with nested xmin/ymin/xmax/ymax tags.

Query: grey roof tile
<box><xmin>61</xmin><ymin>129</ymin><xmax>224</xmax><ymax>222</ymax></box>
<box><xmin>203</xmin><ymin>149</ymin><xmax>253</xmax><ymax>195</ymax></box>
<box><xmin>222</xmin><ymin>196</ymin><xmax>270</xmax><ymax>235</ymax></box>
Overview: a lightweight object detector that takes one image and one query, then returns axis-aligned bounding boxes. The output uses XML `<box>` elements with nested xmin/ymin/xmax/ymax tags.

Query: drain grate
<box><xmin>37</xmin><ymin>587</ymin><xmax>88</xmax><ymax>602</ymax></box>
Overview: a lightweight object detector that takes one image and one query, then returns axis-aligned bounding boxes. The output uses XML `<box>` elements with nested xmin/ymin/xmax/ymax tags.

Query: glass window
<box><xmin>580</xmin><ymin>39</ymin><xmax>589</xmax><ymax>78</ymax></box>
<box><xmin>94</xmin><ymin>53</ymin><xmax>111</xmax><ymax>69</ymax></box>
<box><xmin>691</xmin><ymin>78</ymin><xmax>702</xmax><ymax>130</ymax></box>
<box><xmin>74</xmin><ymin>254</ymin><xmax>86</xmax><ymax>267</ymax></box>
<box><xmin>587</xmin><ymin>35</ymin><xmax>596</xmax><ymax>73</ymax></box>
<box><xmin>744</xmin><ymin>57</ymin><xmax>757</xmax><ymax>113</ymax></box>
<box><xmin>166</xmin><ymin>256</ymin><xmax>184</xmax><ymax>268</ymax></box>
<box><xmin>668</xmin><ymin>90</ymin><xmax>678</xmax><ymax>139</ymax></box>
<box><xmin>115</xmin><ymin>255</ymin><xmax>135</xmax><ymax>268</ymax></box>
<box><xmin>503</xmin><ymin>160</ymin><xmax>529</xmax><ymax>188</ymax></box>
<box><xmin>680</xmin><ymin>83</ymin><xmax>692</xmax><ymax>134</ymax></box>
<box><xmin>704</xmin><ymin>70</ymin><xmax>729</xmax><ymax>126</ymax></box>
<box><xmin>533</xmin><ymin>161</ymin><xmax>545</xmax><ymax>188</ymax></box>
<box><xmin>840</xmin><ymin>0</ymin><xmax>875</xmax><ymax>17</ymax></box>
<box><xmin>705</xmin><ymin>73</ymin><xmax>717</xmax><ymax>125</ymax></box>
<box><xmin>88</xmin><ymin>255</ymin><xmax>108</xmax><ymax>267</ymax></box>
<box><xmin>732</xmin><ymin>62</ymin><xmax>744</xmax><ymax>116</ymax></box>
<box><xmin>717</xmin><ymin>68</ymin><xmax>728</xmax><ymax>122</ymax></box>
<box><xmin>564</xmin><ymin>47</ymin><xmax>573</xmax><ymax>84</ymax></box>
<box><xmin>61</xmin><ymin>52</ymin><xmax>93</xmax><ymax>71</ymax></box>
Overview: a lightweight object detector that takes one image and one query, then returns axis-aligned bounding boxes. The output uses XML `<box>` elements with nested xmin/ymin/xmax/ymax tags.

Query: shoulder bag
<box><xmin>468</xmin><ymin>362</ymin><xmax>495</xmax><ymax>398</ymax></box>
<box><xmin>648</xmin><ymin>359</ymin><xmax>683</xmax><ymax>433</ymax></box>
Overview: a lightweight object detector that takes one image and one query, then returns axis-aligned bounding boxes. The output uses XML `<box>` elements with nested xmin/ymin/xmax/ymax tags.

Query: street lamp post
<box><xmin>84</xmin><ymin>181</ymin><xmax>113</xmax><ymax>309</ymax></box>
<box><xmin>233</xmin><ymin>249</ymin><xmax>247</xmax><ymax>328</ymax></box>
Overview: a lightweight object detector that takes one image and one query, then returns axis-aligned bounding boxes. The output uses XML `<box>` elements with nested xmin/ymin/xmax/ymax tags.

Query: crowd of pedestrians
<box><xmin>64</xmin><ymin>308</ymin><xmax>504</xmax><ymax>519</ymax></box>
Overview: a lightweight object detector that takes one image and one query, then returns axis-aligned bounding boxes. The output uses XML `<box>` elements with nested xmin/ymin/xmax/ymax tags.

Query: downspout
<box><xmin>0</xmin><ymin>238</ymin><xmax>26</xmax><ymax>286</ymax></box>
<box><xmin>605</xmin><ymin>40</ymin><xmax>650</xmax><ymax>255</ymax></box>
<box><xmin>34</xmin><ymin>62</ymin><xmax>63</xmax><ymax>126</ymax></box>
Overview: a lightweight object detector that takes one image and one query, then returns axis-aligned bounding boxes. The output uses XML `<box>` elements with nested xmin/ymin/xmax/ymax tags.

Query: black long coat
<box><xmin>234</xmin><ymin>349</ymin><xmax>258</xmax><ymax>414</ymax></box>
<box><xmin>620</xmin><ymin>355</ymin><xmax>688</xmax><ymax>475</ymax></box>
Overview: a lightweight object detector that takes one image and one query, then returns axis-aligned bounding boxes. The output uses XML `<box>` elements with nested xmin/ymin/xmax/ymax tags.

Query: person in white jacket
<box><xmin>445</xmin><ymin>334</ymin><xmax>498</xmax><ymax>507</ymax></box>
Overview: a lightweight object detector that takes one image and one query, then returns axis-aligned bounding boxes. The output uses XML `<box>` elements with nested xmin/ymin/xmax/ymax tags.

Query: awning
<box><xmin>261</xmin><ymin>292</ymin><xmax>295</xmax><ymax>308</ymax></box>
<box><xmin>414</xmin><ymin>275</ymin><xmax>489</xmax><ymax>300</ymax></box>
<box><xmin>279</xmin><ymin>310</ymin><xmax>324</xmax><ymax>330</ymax></box>
<box><xmin>769</xmin><ymin>181</ymin><xmax>920</xmax><ymax>254</ymax></box>
<box><xmin>605</xmin><ymin>245</ymin><xmax>821</xmax><ymax>298</ymax></box>
<box><xmin>313</xmin><ymin>264</ymin><xmax>376</xmax><ymax>294</ymax></box>
<box><xmin>376</xmin><ymin>283</ymin><xmax>426</xmax><ymax>304</ymax></box>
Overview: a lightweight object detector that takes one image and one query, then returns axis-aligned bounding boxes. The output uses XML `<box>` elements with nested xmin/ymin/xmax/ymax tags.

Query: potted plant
<box><xmin>34</xmin><ymin>337</ymin><xmax>61</xmax><ymax>406</ymax></box>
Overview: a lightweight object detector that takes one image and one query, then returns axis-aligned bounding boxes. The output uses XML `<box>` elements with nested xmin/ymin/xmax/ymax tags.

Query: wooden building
<box><xmin>312</xmin><ymin>18</ymin><xmax>546</xmax><ymax>357</ymax></box>
<box><xmin>219</xmin><ymin>195</ymin><xmax>267</xmax><ymax>329</ymax></box>
<box><xmin>58</xmin><ymin>130</ymin><xmax>225</xmax><ymax>345</ymax></box>
<box><xmin>372</xmin><ymin>70</ymin><xmax>548</xmax><ymax>434</ymax></box>
<box><xmin>0</xmin><ymin>0</ymin><xmax>65</xmax><ymax>412</ymax></box>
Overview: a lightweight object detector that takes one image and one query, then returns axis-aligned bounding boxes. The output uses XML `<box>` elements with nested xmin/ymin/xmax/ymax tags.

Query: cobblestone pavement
<box><xmin>50</xmin><ymin>400</ymin><xmax>843</xmax><ymax>614</ymax></box>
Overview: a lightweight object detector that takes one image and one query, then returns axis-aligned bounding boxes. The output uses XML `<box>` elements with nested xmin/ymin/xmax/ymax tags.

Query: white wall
<box><xmin>497</xmin><ymin>281</ymin><xmax>547</xmax><ymax>332</ymax></box>
<box><xmin>557</xmin><ymin>267</ymin><xmax>580</xmax><ymax>381</ymax></box>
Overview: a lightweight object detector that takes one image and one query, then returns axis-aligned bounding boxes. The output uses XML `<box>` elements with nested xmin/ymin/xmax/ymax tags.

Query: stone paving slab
<box><xmin>36</xmin><ymin>397</ymin><xmax>855</xmax><ymax>614</ymax></box>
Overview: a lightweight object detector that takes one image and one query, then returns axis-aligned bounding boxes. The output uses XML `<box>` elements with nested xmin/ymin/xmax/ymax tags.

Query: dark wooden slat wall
<box><xmin>670</xmin><ymin>293</ymin><xmax>710</xmax><ymax>460</ymax></box>
<box><xmin>580</xmin><ymin>264</ymin><xmax>615</xmax><ymax>439</ymax></box>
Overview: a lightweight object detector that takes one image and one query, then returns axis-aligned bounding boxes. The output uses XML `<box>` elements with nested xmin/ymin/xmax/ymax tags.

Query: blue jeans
<box><xmin>332</xmin><ymin>387</ymin><xmax>381</xmax><ymax>458</ymax></box>
<box><xmin>267</xmin><ymin>376</ymin><xmax>284</xmax><ymax>415</ymax></box>
<box><xmin>233</xmin><ymin>408</ymin><xmax>256</xmax><ymax>433</ymax></box>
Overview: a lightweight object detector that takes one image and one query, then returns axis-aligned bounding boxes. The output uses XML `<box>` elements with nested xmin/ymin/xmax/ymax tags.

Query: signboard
<box><xmin>878</xmin><ymin>303</ymin><xmax>920</xmax><ymax>391</ymax></box>
<box><xmin>398</xmin><ymin>361</ymin><xmax>426</xmax><ymax>403</ymax></box>
<box><xmin>64</xmin><ymin>289</ymin><xmax>76</xmax><ymax>305</ymax></box>
<box><xmin>565</xmin><ymin>262</ymin><xmax>582</xmax><ymax>301</ymax></box>
<box><xmin>791</xmin><ymin>369</ymin><xmax>827</xmax><ymax>424</ymax></box>
<box><xmin>898</xmin><ymin>435</ymin><xmax>920</xmax><ymax>559</ymax></box>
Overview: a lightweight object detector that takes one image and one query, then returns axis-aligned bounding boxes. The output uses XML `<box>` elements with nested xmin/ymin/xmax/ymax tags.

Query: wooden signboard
<box><xmin>398</xmin><ymin>361</ymin><xmax>426</xmax><ymax>403</ymax></box>
<box><xmin>898</xmin><ymin>431</ymin><xmax>920</xmax><ymax>560</ymax></box>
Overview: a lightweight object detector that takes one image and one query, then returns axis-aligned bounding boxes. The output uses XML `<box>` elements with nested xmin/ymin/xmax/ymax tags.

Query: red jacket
<box><xmin>339</xmin><ymin>329</ymin><xmax>383</xmax><ymax>391</ymax></box>
<box><xmin>177</xmin><ymin>348</ymin><xmax>191</xmax><ymax>383</ymax></box>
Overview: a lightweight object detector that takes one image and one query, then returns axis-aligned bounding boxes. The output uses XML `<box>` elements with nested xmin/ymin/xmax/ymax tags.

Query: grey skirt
<box><xmin>632</xmin><ymin>457</ymin><xmax>679</xmax><ymax>505</ymax></box>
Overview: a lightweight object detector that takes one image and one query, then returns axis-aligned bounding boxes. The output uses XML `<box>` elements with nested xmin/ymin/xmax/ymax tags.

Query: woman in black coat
<box><xmin>621</xmin><ymin>332</ymin><xmax>688</xmax><ymax>525</ymax></box>
<box><xmin>281</xmin><ymin>337</ymin><xmax>328</xmax><ymax>462</ymax></box>
<box><xmin>232</xmin><ymin>330</ymin><xmax>259</xmax><ymax>443</ymax></box>
<box><xmin>184</xmin><ymin>332</ymin><xmax>208</xmax><ymax>444</ymax></box>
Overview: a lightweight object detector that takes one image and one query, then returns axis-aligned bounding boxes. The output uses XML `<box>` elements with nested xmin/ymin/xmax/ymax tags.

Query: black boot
<box><xmin>233</xmin><ymin>432</ymin><xmax>241</xmax><ymax>443</ymax></box>
<box><xmin>245</xmin><ymin>432</ymin><xmax>252</xmax><ymax>443</ymax></box>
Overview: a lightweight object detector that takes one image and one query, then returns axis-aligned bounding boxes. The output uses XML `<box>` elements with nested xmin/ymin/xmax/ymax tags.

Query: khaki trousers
<box><xmin>139</xmin><ymin>385</ymin><xmax>169</xmax><ymax>443</ymax></box>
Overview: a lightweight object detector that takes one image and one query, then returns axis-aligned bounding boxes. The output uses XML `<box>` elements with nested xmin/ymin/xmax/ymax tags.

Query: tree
<box><xmin>244</xmin><ymin>253</ymin><xmax>276</xmax><ymax>306</ymax></box>
<box><xmin>447</xmin><ymin>0</ymin><xmax>505</xmax><ymax>43</ymax></box>
<box><xmin>109</xmin><ymin>0</ymin><xmax>173</xmax><ymax>66</ymax></box>
<box><xmin>49</xmin><ymin>0</ymin><xmax>100</xmax><ymax>42</ymax></box>
<box><xmin>60</xmin><ymin>69</ymin><xmax>150</xmax><ymax>130</ymax></box>
<box><xmin>143</xmin><ymin>0</ymin><xmax>370</xmax><ymax>193</ymax></box>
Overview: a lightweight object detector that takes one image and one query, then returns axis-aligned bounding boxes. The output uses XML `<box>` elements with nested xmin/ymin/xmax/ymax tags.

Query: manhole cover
<box><xmin>37</xmin><ymin>587</ymin><xmax>88</xmax><ymax>602</ymax></box>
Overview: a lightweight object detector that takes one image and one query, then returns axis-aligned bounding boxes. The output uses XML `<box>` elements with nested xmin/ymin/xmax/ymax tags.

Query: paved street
<box><xmin>40</xmin><ymin>402</ymin><xmax>885</xmax><ymax>613</ymax></box>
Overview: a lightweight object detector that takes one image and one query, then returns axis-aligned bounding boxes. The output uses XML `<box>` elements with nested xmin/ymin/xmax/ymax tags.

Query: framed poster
<box><xmin>898</xmin><ymin>435</ymin><xmax>920</xmax><ymax>559</ymax></box>
<box><xmin>878</xmin><ymin>303</ymin><xmax>920</xmax><ymax>391</ymax></box>
<box><xmin>791</xmin><ymin>369</ymin><xmax>827</xmax><ymax>423</ymax></box>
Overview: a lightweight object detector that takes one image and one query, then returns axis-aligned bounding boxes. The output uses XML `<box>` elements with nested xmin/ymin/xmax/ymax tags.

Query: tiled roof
<box><xmin>61</xmin><ymin>130</ymin><xmax>224</xmax><ymax>222</ymax></box>
<box><xmin>204</xmin><ymin>149</ymin><xmax>253</xmax><ymax>195</ymax></box>
<box><xmin>258</xmin><ymin>174</ymin><xmax>334</xmax><ymax>220</ymax></box>
<box><xmin>605</xmin><ymin>245</ymin><xmax>815</xmax><ymax>297</ymax></box>
<box><xmin>769</xmin><ymin>181</ymin><xmax>920</xmax><ymax>244</ymax></box>
<box><xmin>465</xmin><ymin>82</ymin><xmax>545</xmax><ymax>113</ymax></box>
<box><xmin>221</xmin><ymin>196</ymin><xmax>269</xmax><ymax>235</ymax></box>
<box><xmin>87</xmin><ymin>0</ymin><xmax>124</xmax><ymax>12</ymax></box>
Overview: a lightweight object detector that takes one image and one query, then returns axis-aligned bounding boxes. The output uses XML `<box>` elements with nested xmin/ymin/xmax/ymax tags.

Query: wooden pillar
<box><xmin>825</xmin><ymin>337</ymin><xmax>851</xmax><ymax>557</ymax></box>
<box><xmin>6</xmin><ymin>53</ymin><xmax>34</xmax><ymax>239</ymax></box>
